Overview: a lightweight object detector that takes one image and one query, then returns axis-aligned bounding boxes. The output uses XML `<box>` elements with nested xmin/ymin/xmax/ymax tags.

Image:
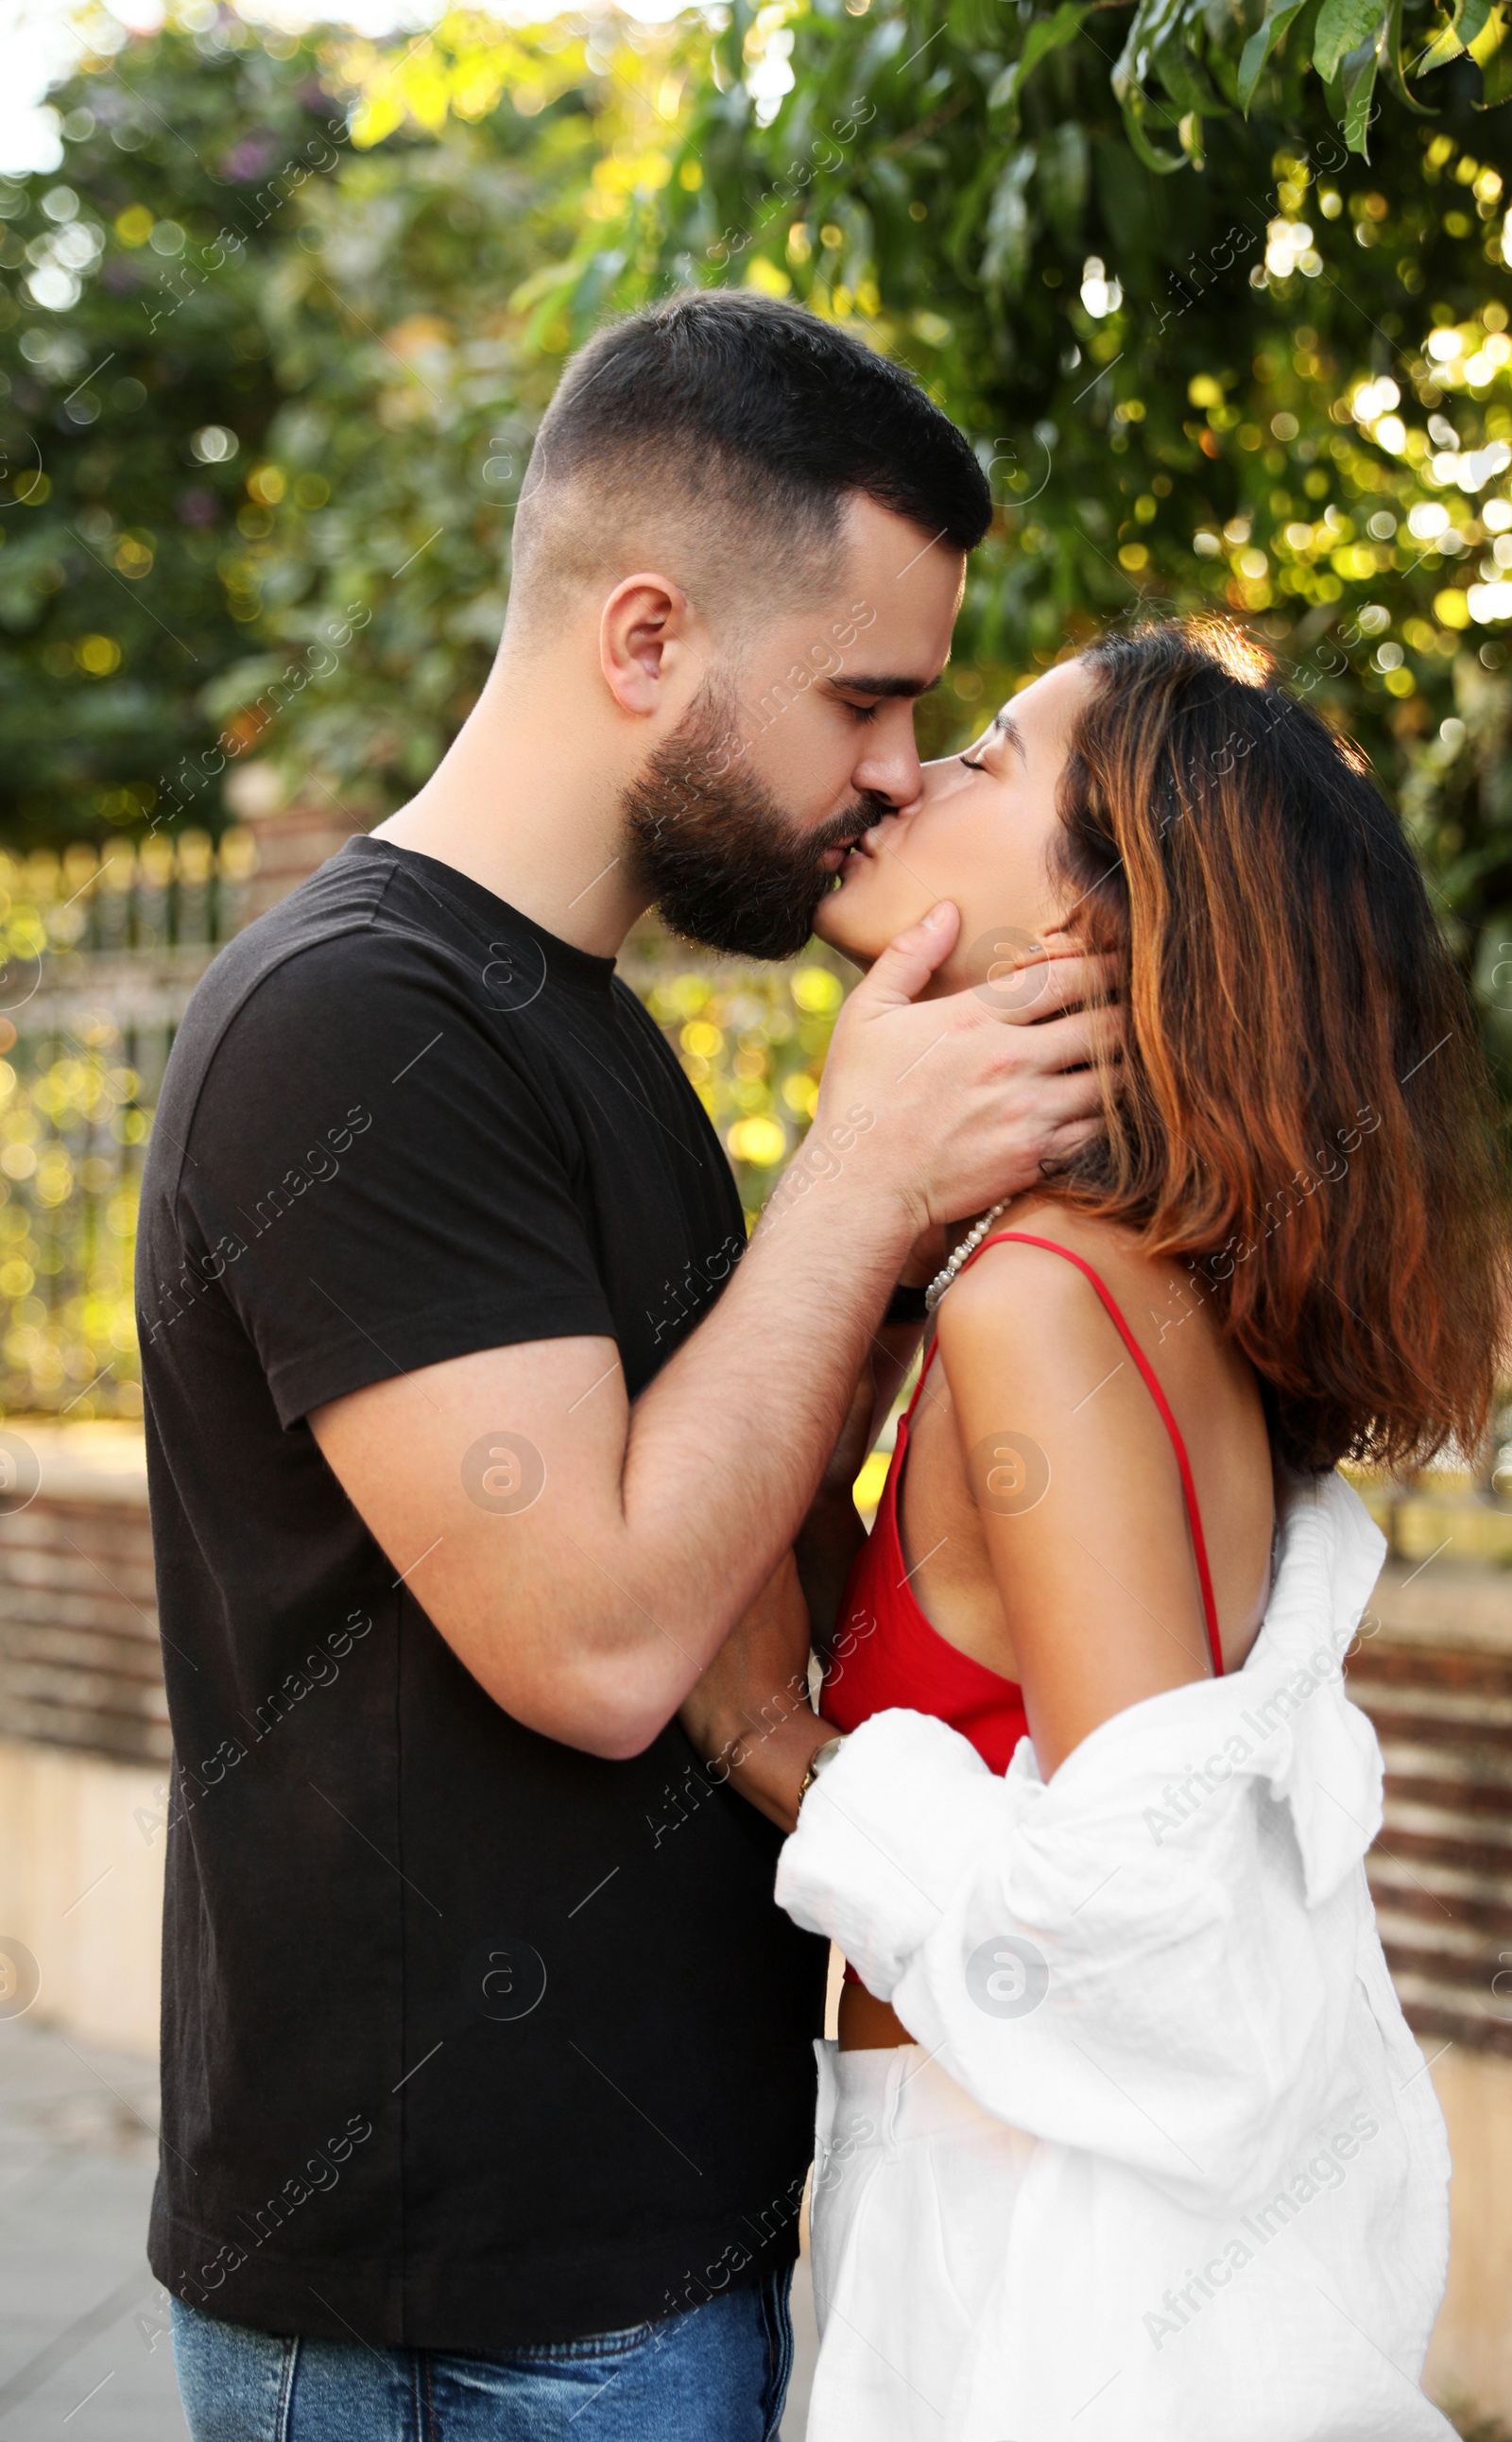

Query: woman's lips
<box><xmin>822</xmin><ymin>824</ymin><xmax>888</xmax><ymax>876</ymax></box>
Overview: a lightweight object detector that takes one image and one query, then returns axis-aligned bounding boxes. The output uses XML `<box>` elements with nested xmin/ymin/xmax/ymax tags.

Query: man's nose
<box><xmin>854</xmin><ymin>705</ymin><xmax>926</xmax><ymax>811</ymax></box>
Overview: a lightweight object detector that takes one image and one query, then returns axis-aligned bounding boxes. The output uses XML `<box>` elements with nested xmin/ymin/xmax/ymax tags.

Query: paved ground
<box><xmin>0</xmin><ymin>2019</ymin><xmax>182</xmax><ymax>2441</ymax></box>
<box><xmin>0</xmin><ymin>2017</ymin><xmax>817</xmax><ymax>2440</ymax></box>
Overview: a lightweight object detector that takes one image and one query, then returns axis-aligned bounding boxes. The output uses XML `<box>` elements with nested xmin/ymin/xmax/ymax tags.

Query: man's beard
<box><xmin>622</xmin><ymin>683</ymin><xmax>888</xmax><ymax>960</ymax></box>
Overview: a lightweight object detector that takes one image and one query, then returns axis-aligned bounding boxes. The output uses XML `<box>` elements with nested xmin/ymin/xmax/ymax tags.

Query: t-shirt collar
<box><xmin>340</xmin><ymin>833</ymin><xmax>620</xmax><ymax>998</ymax></box>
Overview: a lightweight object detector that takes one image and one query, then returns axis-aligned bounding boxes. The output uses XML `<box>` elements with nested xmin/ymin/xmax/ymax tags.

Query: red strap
<box><xmin>931</xmin><ymin>1230</ymin><xmax>1225</xmax><ymax>1679</ymax></box>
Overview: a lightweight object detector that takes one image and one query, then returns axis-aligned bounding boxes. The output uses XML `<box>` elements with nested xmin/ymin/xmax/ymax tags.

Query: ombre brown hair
<box><xmin>1054</xmin><ymin>617</ymin><xmax>1509</xmax><ymax>1476</ymax></box>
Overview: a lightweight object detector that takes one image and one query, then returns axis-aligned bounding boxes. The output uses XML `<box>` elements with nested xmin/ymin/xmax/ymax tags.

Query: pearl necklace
<box><xmin>924</xmin><ymin>1199</ymin><xmax>1013</xmax><ymax>1314</ymax></box>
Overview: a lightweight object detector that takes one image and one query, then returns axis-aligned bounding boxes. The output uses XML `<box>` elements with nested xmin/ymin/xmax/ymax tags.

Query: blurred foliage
<box><xmin>0</xmin><ymin>9</ymin><xmax>685</xmax><ymax>847</ymax></box>
<box><xmin>191</xmin><ymin>13</ymin><xmax>630</xmax><ymax>823</ymax></box>
<box><xmin>637</xmin><ymin>950</ymin><xmax>845</xmax><ymax>1213</ymax></box>
<box><xmin>0</xmin><ymin>15</ymin><xmax>355</xmax><ymax>850</ymax></box>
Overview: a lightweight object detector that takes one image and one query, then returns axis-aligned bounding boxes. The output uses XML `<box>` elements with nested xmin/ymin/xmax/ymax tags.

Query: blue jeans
<box><xmin>171</xmin><ymin>2271</ymin><xmax>794</xmax><ymax>2441</ymax></box>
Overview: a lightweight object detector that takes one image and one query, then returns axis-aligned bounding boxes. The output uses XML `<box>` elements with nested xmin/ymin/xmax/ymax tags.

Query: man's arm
<box><xmin>784</xmin><ymin>1310</ymin><xmax>919</xmax><ymax>1652</ymax></box>
<box><xmin>676</xmin><ymin>1549</ymin><xmax>830</xmax><ymax>1833</ymax></box>
<box><xmin>310</xmin><ymin>907</ymin><xmax>1112</xmax><ymax>1760</ymax></box>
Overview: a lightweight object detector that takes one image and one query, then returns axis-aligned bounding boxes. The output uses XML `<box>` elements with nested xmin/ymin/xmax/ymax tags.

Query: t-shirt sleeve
<box><xmin>175</xmin><ymin>930</ymin><xmax>615</xmax><ymax>1426</ymax></box>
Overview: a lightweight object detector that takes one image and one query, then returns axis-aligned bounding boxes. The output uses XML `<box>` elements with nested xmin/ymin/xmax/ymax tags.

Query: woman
<box><xmin>684</xmin><ymin>619</ymin><xmax>1507</xmax><ymax>2440</ymax></box>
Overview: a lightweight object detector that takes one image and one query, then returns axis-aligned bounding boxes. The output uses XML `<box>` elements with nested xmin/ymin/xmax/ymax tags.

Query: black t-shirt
<box><xmin>138</xmin><ymin>835</ymin><xmax>827</xmax><ymax>2350</ymax></box>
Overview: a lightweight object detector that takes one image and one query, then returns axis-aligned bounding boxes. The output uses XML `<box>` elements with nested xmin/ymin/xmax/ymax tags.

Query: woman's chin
<box><xmin>813</xmin><ymin>885</ymin><xmax>880</xmax><ymax>967</ymax></box>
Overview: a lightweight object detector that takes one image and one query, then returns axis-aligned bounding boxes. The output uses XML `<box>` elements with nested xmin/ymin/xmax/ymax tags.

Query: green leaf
<box><xmin>1339</xmin><ymin>31</ymin><xmax>1382</xmax><ymax>148</ymax></box>
<box><xmin>947</xmin><ymin>0</ymin><xmax>1005</xmax><ymax>45</ymax></box>
<box><xmin>987</xmin><ymin>1</ymin><xmax>1094</xmax><ymax>112</ymax></box>
<box><xmin>1237</xmin><ymin>0</ymin><xmax>1310</xmax><ymax>109</ymax></box>
<box><xmin>508</xmin><ymin>259</ymin><xmax>577</xmax><ymax>313</ymax></box>
<box><xmin>1383</xmin><ymin>0</ymin><xmax>1435</xmax><ymax>108</ymax></box>
<box><xmin>1153</xmin><ymin>23</ymin><xmax>1225</xmax><ymax>112</ymax></box>
<box><xmin>941</xmin><ymin>151</ymin><xmax>1000</xmax><ymax>275</ymax></box>
<box><xmin>1417</xmin><ymin>0</ymin><xmax>1492</xmax><ymax>69</ymax></box>
<box><xmin>979</xmin><ymin>144</ymin><xmax>1037</xmax><ymax>291</ymax></box>
<box><xmin>1178</xmin><ymin>107</ymin><xmax>1206</xmax><ymax>162</ymax></box>
<box><xmin>1112</xmin><ymin>0</ymin><xmax>1176</xmax><ymax>105</ymax></box>
<box><xmin>1414</xmin><ymin>22</ymin><xmax>1459</xmax><ymax>66</ymax></box>
<box><xmin>1037</xmin><ymin>117</ymin><xmax>1090</xmax><ymax>238</ymax></box>
<box><xmin>1110</xmin><ymin>0</ymin><xmax>1194</xmax><ymax>164</ymax></box>
<box><xmin>1471</xmin><ymin>0</ymin><xmax>1512</xmax><ymax>97</ymax></box>
<box><xmin>1314</xmin><ymin>0</ymin><xmax>1387</xmax><ymax>84</ymax></box>
<box><xmin>1119</xmin><ymin>83</ymin><xmax>1191</xmax><ymax>169</ymax></box>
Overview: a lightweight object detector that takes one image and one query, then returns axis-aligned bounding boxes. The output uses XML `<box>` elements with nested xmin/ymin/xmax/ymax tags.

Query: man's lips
<box><xmin>820</xmin><ymin>805</ymin><xmax>899</xmax><ymax>874</ymax></box>
<box><xmin>822</xmin><ymin>832</ymin><xmax>883</xmax><ymax>873</ymax></box>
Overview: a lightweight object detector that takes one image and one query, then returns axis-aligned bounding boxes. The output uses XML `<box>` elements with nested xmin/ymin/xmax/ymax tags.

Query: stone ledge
<box><xmin>8</xmin><ymin>1422</ymin><xmax>148</xmax><ymax>1508</ymax></box>
<box><xmin>1366</xmin><ymin>1557</ymin><xmax>1512</xmax><ymax>1655</ymax></box>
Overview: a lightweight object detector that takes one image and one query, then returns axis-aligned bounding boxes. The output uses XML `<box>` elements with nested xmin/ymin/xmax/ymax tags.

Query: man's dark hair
<box><xmin>508</xmin><ymin>291</ymin><xmax>991</xmax><ymax>629</ymax></box>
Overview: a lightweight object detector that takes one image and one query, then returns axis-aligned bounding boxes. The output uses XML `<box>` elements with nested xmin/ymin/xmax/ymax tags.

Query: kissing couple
<box><xmin>142</xmin><ymin>293</ymin><xmax>1503</xmax><ymax>2441</ymax></box>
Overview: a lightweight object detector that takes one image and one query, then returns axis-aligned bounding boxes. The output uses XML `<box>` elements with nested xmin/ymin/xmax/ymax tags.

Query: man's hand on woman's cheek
<box><xmin>800</xmin><ymin>904</ymin><xmax>1122</xmax><ymax>1240</ymax></box>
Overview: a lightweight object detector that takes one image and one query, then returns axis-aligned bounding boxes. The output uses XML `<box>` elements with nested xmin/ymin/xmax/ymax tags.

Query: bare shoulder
<box><xmin>934</xmin><ymin>1194</ymin><xmax>1266</xmax><ymax>1492</ymax></box>
<box><xmin>936</xmin><ymin>1201</ymin><xmax>1174</xmax><ymax>1359</ymax></box>
<box><xmin>927</xmin><ymin>1202</ymin><xmax>1231</xmax><ymax>1759</ymax></box>
<box><xmin>942</xmin><ymin>1196</ymin><xmax>1226</xmax><ymax>1377</ymax></box>
<box><xmin>932</xmin><ymin>1212</ymin><xmax>1159</xmax><ymax>1471</ymax></box>
<box><xmin>932</xmin><ymin>1195</ymin><xmax>1273</xmax><ymax>1704</ymax></box>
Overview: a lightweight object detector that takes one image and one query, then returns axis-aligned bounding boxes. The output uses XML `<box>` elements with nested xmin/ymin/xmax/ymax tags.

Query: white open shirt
<box><xmin>776</xmin><ymin>1470</ymin><xmax>1455</xmax><ymax>2440</ymax></box>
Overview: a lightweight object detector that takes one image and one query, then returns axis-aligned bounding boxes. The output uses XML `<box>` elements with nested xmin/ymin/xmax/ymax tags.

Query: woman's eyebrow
<box><xmin>994</xmin><ymin>709</ymin><xmax>1029</xmax><ymax>765</ymax></box>
<box><xmin>965</xmin><ymin>708</ymin><xmax>1028</xmax><ymax>765</ymax></box>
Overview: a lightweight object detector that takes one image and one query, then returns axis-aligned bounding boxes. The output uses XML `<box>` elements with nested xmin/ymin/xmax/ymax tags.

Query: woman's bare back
<box><xmin>839</xmin><ymin>1195</ymin><xmax>1276</xmax><ymax>2052</ymax></box>
<box><xmin>902</xmin><ymin>1197</ymin><xmax>1275</xmax><ymax>1689</ymax></box>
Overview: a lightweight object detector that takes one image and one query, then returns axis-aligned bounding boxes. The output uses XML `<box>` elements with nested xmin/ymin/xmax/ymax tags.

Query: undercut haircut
<box><xmin>507</xmin><ymin>292</ymin><xmax>992</xmax><ymax>635</ymax></box>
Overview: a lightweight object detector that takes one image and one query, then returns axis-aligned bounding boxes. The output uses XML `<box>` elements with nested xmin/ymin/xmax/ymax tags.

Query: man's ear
<box><xmin>599</xmin><ymin>573</ymin><xmax>705</xmax><ymax>717</ymax></box>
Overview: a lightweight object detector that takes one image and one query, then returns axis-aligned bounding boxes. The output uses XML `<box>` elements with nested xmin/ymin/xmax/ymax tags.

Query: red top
<box><xmin>824</xmin><ymin>1230</ymin><xmax>1223</xmax><ymax>1825</ymax></box>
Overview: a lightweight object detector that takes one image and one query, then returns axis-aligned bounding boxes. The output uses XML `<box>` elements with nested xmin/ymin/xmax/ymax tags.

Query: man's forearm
<box><xmin>309</xmin><ymin>1176</ymin><xmax>910</xmax><ymax>1765</ymax></box>
<box><xmin>613</xmin><ymin>1168</ymin><xmax>912</xmax><ymax>1712</ymax></box>
<box><xmin>705</xmin><ymin>1705</ymin><xmax>841</xmax><ymax>1837</ymax></box>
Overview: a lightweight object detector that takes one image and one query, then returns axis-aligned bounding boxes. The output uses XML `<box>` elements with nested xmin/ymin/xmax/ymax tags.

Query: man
<box><xmin>140</xmin><ymin>293</ymin><xmax>1108</xmax><ymax>2439</ymax></box>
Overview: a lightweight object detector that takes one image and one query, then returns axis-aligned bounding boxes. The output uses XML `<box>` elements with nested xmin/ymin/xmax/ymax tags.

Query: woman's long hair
<box><xmin>1054</xmin><ymin>617</ymin><xmax>1509</xmax><ymax>1476</ymax></box>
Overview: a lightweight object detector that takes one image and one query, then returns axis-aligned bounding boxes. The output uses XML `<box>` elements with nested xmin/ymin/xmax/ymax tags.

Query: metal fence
<box><xmin>0</xmin><ymin>833</ymin><xmax>844</xmax><ymax>1420</ymax></box>
<box><xmin>0</xmin><ymin>833</ymin><xmax>257</xmax><ymax>1419</ymax></box>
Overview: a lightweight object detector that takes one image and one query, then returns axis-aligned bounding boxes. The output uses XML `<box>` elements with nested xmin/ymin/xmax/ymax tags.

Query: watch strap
<box><xmin>799</xmin><ymin>1734</ymin><xmax>846</xmax><ymax>1807</ymax></box>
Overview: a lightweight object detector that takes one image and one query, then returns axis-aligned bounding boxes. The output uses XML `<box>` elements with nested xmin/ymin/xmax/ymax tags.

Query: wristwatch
<box><xmin>798</xmin><ymin>1734</ymin><xmax>847</xmax><ymax>1808</ymax></box>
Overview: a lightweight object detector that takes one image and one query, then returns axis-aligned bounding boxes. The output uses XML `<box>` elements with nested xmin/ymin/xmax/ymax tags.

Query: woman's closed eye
<box><xmin>959</xmin><ymin>712</ymin><xmax>1010</xmax><ymax>772</ymax></box>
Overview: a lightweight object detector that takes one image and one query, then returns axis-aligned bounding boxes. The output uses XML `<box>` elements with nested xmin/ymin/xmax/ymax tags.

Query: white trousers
<box><xmin>806</xmin><ymin>2038</ymin><xmax>1037</xmax><ymax>2442</ymax></box>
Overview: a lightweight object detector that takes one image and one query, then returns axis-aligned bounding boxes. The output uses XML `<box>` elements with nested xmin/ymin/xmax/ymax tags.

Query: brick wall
<box><xmin>1348</xmin><ymin>1560</ymin><xmax>1512</xmax><ymax>2058</ymax></box>
<box><xmin>238</xmin><ymin>795</ymin><xmax>366</xmax><ymax>924</ymax></box>
<box><xmin>0</xmin><ymin>1428</ymin><xmax>165</xmax><ymax>1768</ymax></box>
